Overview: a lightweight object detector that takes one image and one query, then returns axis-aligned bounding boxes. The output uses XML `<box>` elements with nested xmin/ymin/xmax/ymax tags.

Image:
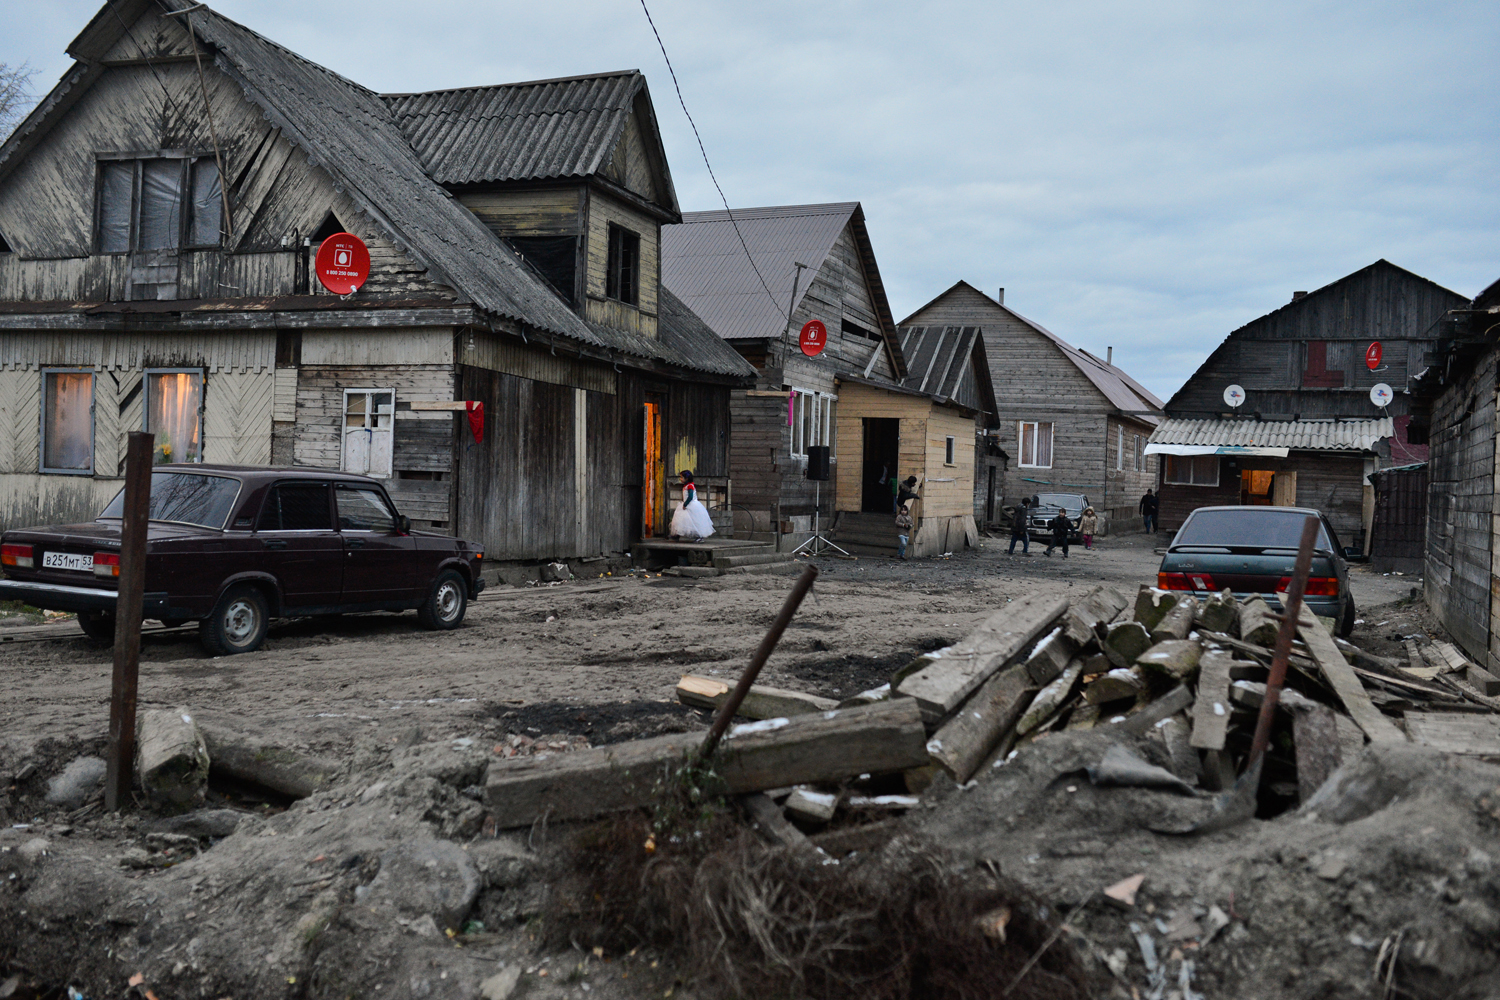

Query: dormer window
<box><xmin>0</xmin><ymin>226</ymin><xmax>12</xmax><ymax>254</ymax></box>
<box><xmin>606</xmin><ymin>223</ymin><xmax>639</xmax><ymax>306</ymax></box>
<box><xmin>97</xmin><ymin>154</ymin><xmax>222</xmax><ymax>253</ymax></box>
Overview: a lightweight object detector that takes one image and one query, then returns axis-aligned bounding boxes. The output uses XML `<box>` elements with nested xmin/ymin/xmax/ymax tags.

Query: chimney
<box><xmin>1292</xmin><ymin>291</ymin><xmax>1308</xmax><ymax>301</ymax></box>
<box><xmin>996</xmin><ymin>288</ymin><xmax>1004</xmax><ymax>305</ymax></box>
<box><xmin>1107</xmin><ymin>346</ymin><xmax>1113</xmax><ymax>365</ymax></box>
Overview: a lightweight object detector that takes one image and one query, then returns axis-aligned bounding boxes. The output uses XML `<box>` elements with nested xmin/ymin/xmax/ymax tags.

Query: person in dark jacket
<box><xmin>1140</xmin><ymin>489</ymin><xmax>1159</xmax><ymax>534</ymax></box>
<box><xmin>1007</xmin><ymin>499</ymin><xmax>1031</xmax><ymax>555</ymax></box>
<box><xmin>1044</xmin><ymin>510</ymin><xmax>1072</xmax><ymax>558</ymax></box>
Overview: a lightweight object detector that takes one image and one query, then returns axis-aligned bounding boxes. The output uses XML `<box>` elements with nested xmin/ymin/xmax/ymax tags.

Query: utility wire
<box><xmin>637</xmin><ymin>0</ymin><xmax>785</xmax><ymax>320</ymax></box>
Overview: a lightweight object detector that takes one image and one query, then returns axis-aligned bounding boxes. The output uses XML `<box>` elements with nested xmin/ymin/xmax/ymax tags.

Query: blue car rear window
<box><xmin>1176</xmin><ymin>510</ymin><xmax>1332</xmax><ymax>550</ymax></box>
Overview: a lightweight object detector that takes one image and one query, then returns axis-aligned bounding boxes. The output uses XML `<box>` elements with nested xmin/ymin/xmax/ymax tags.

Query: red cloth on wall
<box><xmin>465</xmin><ymin>401</ymin><xmax>484</xmax><ymax>444</ymax></box>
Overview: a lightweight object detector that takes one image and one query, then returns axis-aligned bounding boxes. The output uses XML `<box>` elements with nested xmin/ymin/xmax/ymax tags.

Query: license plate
<box><xmin>42</xmin><ymin>551</ymin><xmax>92</xmax><ymax>572</ymax></box>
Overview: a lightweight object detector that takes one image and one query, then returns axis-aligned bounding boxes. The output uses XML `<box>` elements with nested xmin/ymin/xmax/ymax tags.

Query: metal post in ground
<box><xmin>105</xmin><ymin>431</ymin><xmax>152</xmax><ymax>812</ymax></box>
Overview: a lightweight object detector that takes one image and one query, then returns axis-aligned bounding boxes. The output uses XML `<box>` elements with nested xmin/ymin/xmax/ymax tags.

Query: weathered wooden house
<box><xmin>899</xmin><ymin>281</ymin><xmax>1163</xmax><ymax>531</ymax></box>
<box><xmin>830</xmin><ymin>326</ymin><xmax>998</xmax><ymax>557</ymax></box>
<box><xmin>660</xmin><ymin>203</ymin><xmax>906</xmax><ymax>544</ymax></box>
<box><xmin>1410</xmin><ymin>276</ymin><xmax>1500</xmax><ymax>667</ymax></box>
<box><xmin>0</xmin><ymin>0</ymin><xmax>753</xmax><ymax>569</ymax></box>
<box><xmin>1149</xmin><ymin>261</ymin><xmax>1467</xmax><ymax>545</ymax></box>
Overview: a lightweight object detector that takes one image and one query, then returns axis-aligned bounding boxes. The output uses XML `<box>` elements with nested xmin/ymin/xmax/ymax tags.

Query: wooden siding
<box><xmin>460</xmin><ymin>331</ymin><xmax>617</xmax><ymax>395</ymax></box>
<box><xmin>832</xmin><ymin>382</ymin><xmax>975</xmax><ymax>518</ymax></box>
<box><xmin>1104</xmin><ymin>416</ymin><xmax>1159</xmax><ymax>523</ymax></box>
<box><xmin>457</xmin><ymin>187</ymin><xmax>583</xmax><ymax>237</ymax></box>
<box><xmin>1425</xmin><ymin>350</ymin><xmax>1497</xmax><ymax>667</ymax></box>
<box><xmin>1370</xmin><ymin>465</ymin><xmax>1428</xmax><ymax>574</ymax></box>
<box><xmin>300</xmin><ymin>328</ymin><xmax>454</xmax><ymax>367</ymax></box>
<box><xmin>583</xmin><ymin>192</ymin><xmax>658</xmax><ymax>338</ymax></box>
<box><xmin>1169</xmin><ymin>263</ymin><xmax>1466</xmax><ymax>420</ymax></box>
<box><xmin>203</xmin><ymin>369</ymin><xmax>274</xmax><ymax>466</ymax></box>
<box><xmin>728</xmin><ymin>390</ymin><xmax>788</xmax><ymax>514</ymax></box>
<box><xmin>921</xmin><ymin>406</ymin><xmax>978</xmax><ymax>519</ymax></box>
<box><xmin>598</xmin><ymin>109</ymin><xmax>665</xmax><ymax>208</ymax></box>
<box><xmin>0</xmin><ymin>330</ymin><xmax>275</xmax><ymax>371</ymax></box>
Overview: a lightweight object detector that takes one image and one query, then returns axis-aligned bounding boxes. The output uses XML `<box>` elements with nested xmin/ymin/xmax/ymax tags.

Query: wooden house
<box><xmin>899</xmin><ymin>281</ymin><xmax>1163</xmax><ymax>531</ymax></box>
<box><xmin>0</xmin><ymin>1</ymin><xmax>753</xmax><ymax>571</ymax></box>
<box><xmin>1409</xmin><ymin>276</ymin><xmax>1500</xmax><ymax>667</ymax></box>
<box><xmin>830</xmin><ymin>326</ymin><xmax>998</xmax><ymax>558</ymax></box>
<box><xmin>660</xmin><ymin>203</ymin><xmax>906</xmax><ymax>544</ymax></box>
<box><xmin>1150</xmin><ymin>261</ymin><xmax>1467</xmax><ymax>545</ymax></box>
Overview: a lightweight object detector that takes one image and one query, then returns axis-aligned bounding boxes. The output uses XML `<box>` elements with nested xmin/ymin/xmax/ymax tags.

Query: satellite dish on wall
<box><xmin>1223</xmin><ymin>385</ymin><xmax>1246</xmax><ymax>408</ymax></box>
<box><xmin>1370</xmin><ymin>383</ymin><xmax>1394</xmax><ymax>409</ymax></box>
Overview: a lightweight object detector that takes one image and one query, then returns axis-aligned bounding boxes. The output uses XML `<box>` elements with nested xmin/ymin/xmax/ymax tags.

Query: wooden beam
<box><xmin>408</xmin><ymin>400</ymin><xmax>473</xmax><ymax>411</ymax></box>
<box><xmin>739</xmin><ymin>793</ymin><xmax>812</xmax><ymax>849</ymax></box>
<box><xmin>677</xmin><ymin>675</ymin><xmax>838</xmax><ymax>719</ymax></box>
<box><xmin>923</xmin><ymin>664</ymin><xmax>1036</xmax><ymax>783</ymax></box>
<box><xmin>483</xmin><ymin>699</ymin><xmax>928</xmax><ymax>828</ymax></box>
<box><xmin>1295</xmin><ymin>608</ymin><xmax>1407</xmax><ymax>745</ymax></box>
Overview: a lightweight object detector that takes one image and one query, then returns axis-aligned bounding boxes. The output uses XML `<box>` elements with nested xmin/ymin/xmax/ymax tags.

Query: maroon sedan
<box><xmin>0</xmin><ymin>466</ymin><xmax>485</xmax><ymax>655</ymax></box>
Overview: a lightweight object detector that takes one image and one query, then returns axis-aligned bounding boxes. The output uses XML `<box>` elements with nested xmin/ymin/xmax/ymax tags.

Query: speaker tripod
<box><xmin>791</xmin><ymin>480</ymin><xmax>849</xmax><ymax>557</ymax></box>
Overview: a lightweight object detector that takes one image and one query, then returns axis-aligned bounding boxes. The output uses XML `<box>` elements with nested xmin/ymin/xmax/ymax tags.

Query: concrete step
<box><xmin>713</xmin><ymin>551</ymin><xmax>795</xmax><ymax>569</ymax></box>
<box><xmin>720</xmin><ymin>562</ymin><xmax>802</xmax><ymax>576</ymax></box>
<box><xmin>662</xmin><ymin>566</ymin><xmax>719</xmax><ymax>578</ymax></box>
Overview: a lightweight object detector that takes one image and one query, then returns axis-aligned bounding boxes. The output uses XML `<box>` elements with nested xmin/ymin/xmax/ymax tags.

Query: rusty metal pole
<box><xmin>105</xmin><ymin>431</ymin><xmax>153</xmax><ymax>813</ymax></box>
<box><xmin>1246</xmin><ymin>515</ymin><xmax>1321</xmax><ymax>770</ymax></box>
<box><xmin>698</xmin><ymin>563</ymin><xmax>819</xmax><ymax>761</ymax></box>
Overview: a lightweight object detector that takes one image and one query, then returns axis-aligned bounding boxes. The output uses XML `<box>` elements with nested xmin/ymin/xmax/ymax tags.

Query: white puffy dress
<box><xmin>670</xmin><ymin>485</ymin><xmax>716</xmax><ymax>539</ymax></box>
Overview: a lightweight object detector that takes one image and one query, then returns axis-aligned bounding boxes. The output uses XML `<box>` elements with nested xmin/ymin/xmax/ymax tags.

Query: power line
<box><xmin>636</xmin><ymin>0</ymin><xmax>786</xmax><ymax>321</ymax></box>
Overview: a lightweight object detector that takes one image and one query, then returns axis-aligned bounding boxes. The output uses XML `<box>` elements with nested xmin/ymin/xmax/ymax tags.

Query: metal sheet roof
<box><xmin>1147</xmin><ymin>416</ymin><xmax>1393</xmax><ymax>453</ymax></box>
<box><xmin>897</xmin><ymin>326</ymin><xmax>976</xmax><ymax>397</ymax></box>
<box><xmin>661</xmin><ymin>203</ymin><xmax>858</xmax><ymax>342</ymax></box>
<box><xmin>654</xmin><ymin>285</ymin><xmax>756</xmax><ymax>378</ymax></box>
<box><xmin>383</xmin><ymin>72</ymin><xmax>647</xmax><ymax>187</ymax></box>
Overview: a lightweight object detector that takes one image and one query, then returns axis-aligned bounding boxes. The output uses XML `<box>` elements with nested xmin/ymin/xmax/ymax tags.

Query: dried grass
<box><xmin>544</xmin><ymin>813</ymin><xmax>1092</xmax><ymax>1000</ymax></box>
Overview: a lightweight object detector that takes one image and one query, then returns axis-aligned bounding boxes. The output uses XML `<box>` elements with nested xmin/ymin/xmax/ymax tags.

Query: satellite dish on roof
<box><xmin>1223</xmin><ymin>384</ymin><xmax>1246</xmax><ymax>408</ymax></box>
<box><xmin>1370</xmin><ymin>383</ymin><xmax>1394</xmax><ymax>409</ymax></box>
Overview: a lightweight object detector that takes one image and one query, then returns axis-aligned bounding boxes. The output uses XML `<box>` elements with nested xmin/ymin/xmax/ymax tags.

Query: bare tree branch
<box><xmin>0</xmin><ymin>62</ymin><xmax>39</xmax><ymax>142</ymax></box>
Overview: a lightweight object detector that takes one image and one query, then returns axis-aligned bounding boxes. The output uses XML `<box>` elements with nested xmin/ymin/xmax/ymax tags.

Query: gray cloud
<box><xmin>7</xmin><ymin>1</ymin><xmax>1497</xmax><ymax>400</ymax></box>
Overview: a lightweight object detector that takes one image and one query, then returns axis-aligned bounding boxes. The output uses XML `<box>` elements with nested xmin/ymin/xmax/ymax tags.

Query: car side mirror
<box><xmin>1343</xmin><ymin>546</ymin><xmax>1367</xmax><ymax>563</ymax></box>
<box><xmin>396</xmin><ymin>514</ymin><xmax>412</xmax><ymax>535</ymax></box>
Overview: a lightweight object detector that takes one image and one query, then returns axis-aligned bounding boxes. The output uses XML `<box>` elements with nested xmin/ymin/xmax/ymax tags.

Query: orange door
<box><xmin>643</xmin><ymin>400</ymin><xmax>663</xmax><ymax>536</ymax></box>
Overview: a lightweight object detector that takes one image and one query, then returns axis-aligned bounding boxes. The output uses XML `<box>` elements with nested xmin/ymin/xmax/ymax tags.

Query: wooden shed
<box><xmin>1368</xmin><ymin>462</ymin><xmax>1428</xmax><ymax>576</ymax></box>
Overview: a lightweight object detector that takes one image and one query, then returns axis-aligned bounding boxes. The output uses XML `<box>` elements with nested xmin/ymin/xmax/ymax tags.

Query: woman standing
<box><xmin>669</xmin><ymin>470</ymin><xmax>716</xmax><ymax>541</ymax></box>
<box><xmin>1079</xmin><ymin>506</ymin><xmax>1099</xmax><ymax>550</ymax></box>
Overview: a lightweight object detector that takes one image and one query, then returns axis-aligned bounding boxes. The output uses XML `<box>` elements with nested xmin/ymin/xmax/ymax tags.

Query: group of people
<box><xmin>1005</xmin><ymin>489</ymin><xmax>1160</xmax><ymax>558</ymax></box>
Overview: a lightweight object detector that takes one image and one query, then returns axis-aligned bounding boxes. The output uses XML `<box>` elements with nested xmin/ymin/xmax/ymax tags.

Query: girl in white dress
<box><xmin>669</xmin><ymin>469</ymin><xmax>716</xmax><ymax>540</ymax></box>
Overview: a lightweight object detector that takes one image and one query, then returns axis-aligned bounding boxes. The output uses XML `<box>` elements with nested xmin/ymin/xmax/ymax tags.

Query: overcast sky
<box><xmin>8</xmin><ymin>1</ymin><xmax>1498</xmax><ymax>401</ymax></box>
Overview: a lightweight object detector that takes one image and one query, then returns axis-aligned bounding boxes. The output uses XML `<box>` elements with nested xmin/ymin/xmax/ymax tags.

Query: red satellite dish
<box><xmin>314</xmin><ymin>232</ymin><xmax>371</xmax><ymax>295</ymax></box>
<box><xmin>799</xmin><ymin>320</ymin><xmax>827</xmax><ymax>358</ymax></box>
<box><xmin>1365</xmin><ymin>342</ymin><xmax>1382</xmax><ymax>370</ymax></box>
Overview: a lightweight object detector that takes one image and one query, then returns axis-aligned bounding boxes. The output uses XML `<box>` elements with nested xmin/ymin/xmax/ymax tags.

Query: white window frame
<box><xmin>789</xmin><ymin>389</ymin><xmax>837</xmax><ymax>459</ymax></box>
<box><xmin>40</xmin><ymin>368</ymin><xmax>95</xmax><ymax>476</ymax></box>
<box><xmin>340</xmin><ymin>388</ymin><xmax>396</xmax><ymax>478</ymax></box>
<box><xmin>1115</xmin><ymin>425</ymin><xmax>1123</xmax><ymax>471</ymax></box>
<box><xmin>143</xmin><ymin>368</ymin><xmax>205</xmax><ymax>465</ymax></box>
<box><xmin>1017</xmin><ymin>420</ymin><xmax>1053</xmax><ymax>469</ymax></box>
<box><xmin>1164</xmin><ymin>454</ymin><xmax>1219</xmax><ymax>486</ymax></box>
<box><xmin>944</xmin><ymin>435</ymin><xmax>956</xmax><ymax>466</ymax></box>
<box><xmin>1134</xmin><ymin>434</ymin><xmax>1144</xmax><ymax>472</ymax></box>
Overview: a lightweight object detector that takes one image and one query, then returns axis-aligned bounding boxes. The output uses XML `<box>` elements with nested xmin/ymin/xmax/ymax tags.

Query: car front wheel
<box><xmin>201</xmin><ymin>584</ymin><xmax>269</xmax><ymax>656</ymax></box>
<box><xmin>418</xmin><ymin>570</ymin><xmax>467</xmax><ymax>630</ymax></box>
<box><xmin>78</xmin><ymin>609</ymin><xmax>115</xmax><ymax>643</ymax></box>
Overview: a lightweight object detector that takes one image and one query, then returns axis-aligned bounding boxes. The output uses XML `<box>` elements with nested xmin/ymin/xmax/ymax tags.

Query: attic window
<box><xmin>1301</xmin><ymin>341</ymin><xmax>1345</xmax><ymax>388</ymax></box>
<box><xmin>311</xmin><ymin>212</ymin><xmax>346</xmax><ymax>244</ymax></box>
<box><xmin>97</xmin><ymin>155</ymin><xmax>222</xmax><ymax>253</ymax></box>
<box><xmin>606</xmin><ymin>224</ymin><xmax>639</xmax><ymax>306</ymax></box>
<box><xmin>842</xmin><ymin>319</ymin><xmax>880</xmax><ymax>342</ymax></box>
<box><xmin>0</xmin><ymin>227</ymin><xmax>11</xmax><ymax>254</ymax></box>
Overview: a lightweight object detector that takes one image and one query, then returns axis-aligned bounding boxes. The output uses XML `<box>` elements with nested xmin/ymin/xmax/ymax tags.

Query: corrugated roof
<box><xmin>1149</xmin><ymin>416</ymin><xmax>1393</xmax><ymax>452</ymax></box>
<box><xmin>898</xmin><ymin>326</ymin><xmax>977</xmax><ymax>398</ymax></box>
<box><xmin>900</xmin><ymin>281</ymin><xmax>1163</xmax><ymax>423</ymax></box>
<box><xmin>656</xmin><ymin>286</ymin><xmax>757</xmax><ymax>378</ymax></box>
<box><xmin>383</xmin><ymin>72</ymin><xmax>654</xmax><ymax>189</ymax></box>
<box><xmin>22</xmin><ymin>2</ymin><xmax>737</xmax><ymax>379</ymax></box>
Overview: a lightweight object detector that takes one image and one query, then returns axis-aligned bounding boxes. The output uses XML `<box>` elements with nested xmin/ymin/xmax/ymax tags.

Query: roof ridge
<box><xmin>381</xmin><ymin>69</ymin><xmax>642</xmax><ymax>100</ymax></box>
<box><xmin>679</xmin><ymin>202</ymin><xmax>860</xmax><ymax>221</ymax></box>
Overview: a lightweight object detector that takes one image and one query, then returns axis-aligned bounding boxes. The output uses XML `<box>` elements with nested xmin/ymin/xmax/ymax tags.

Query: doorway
<box><xmin>643</xmin><ymin>397</ymin><xmax>665</xmax><ymax>536</ymax></box>
<box><xmin>861</xmin><ymin>418</ymin><xmax>900</xmax><ymax>512</ymax></box>
<box><xmin>1240</xmin><ymin>469</ymin><xmax>1274</xmax><ymax>506</ymax></box>
<box><xmin>986</xmin><ymin>466</ymin><xmax>997</xmax><ymax>523</ymax></box>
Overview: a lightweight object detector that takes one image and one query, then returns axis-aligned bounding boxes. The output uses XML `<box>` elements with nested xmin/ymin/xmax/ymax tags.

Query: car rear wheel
<box><xmin>78</xmin><ymin>610</ymin><xmax>115</xmax><ymax>643</ymax></box>
<box><xmin>200</xmin><ymin>584</ymin><xmax>269</xmax><ymax>656</ymax></box>
<box><xmin>418</xmin><ymin>571</ymin><xmax>467</xmax><ymax>630</ymax></box>
<box><xmin>1339</xmin><ymin>597</ymin><xmax>1356</xmax><ymax>639</ymax></box>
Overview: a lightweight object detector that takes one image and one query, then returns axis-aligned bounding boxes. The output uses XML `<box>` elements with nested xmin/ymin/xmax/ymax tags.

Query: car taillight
<box><xmin>1158</xmin><ymin>572</ymin><xmax>1192</xmax><ymax>590</ymax></box>
<box><xmin>1</xmin><ymin>543</ymin><xmax>33</xmax><ymax>568</ymax></box>
<box><xmin>1276</xmin><ymin>576</ymin><xmax>1340</xmax><ymax>597</ymax></box>
<box><xmin>1185</xmin><ymin>572</ymin><xmax>1217</xmax><ymax>591</ymax></box>
<box><xmin>93</xmin><ymin>552</ymin><xmax>120</xmax><ymax>578</ymax></box>
<box><xmin>475</xmin><ymin>552</ymin><xmax>483</xmax><ymax>561</ymax></box>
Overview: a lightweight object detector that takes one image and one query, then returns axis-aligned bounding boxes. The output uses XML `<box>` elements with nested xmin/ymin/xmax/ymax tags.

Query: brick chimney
<box><xmin>996</xmin><ymin>287</ymin><xmax>1005</xmax><ymax>305</ymax></box>
<box><xmin>1292</xmin><ymin>291</ymin><xmax>1308</xmax><ymax>301</ymax></box>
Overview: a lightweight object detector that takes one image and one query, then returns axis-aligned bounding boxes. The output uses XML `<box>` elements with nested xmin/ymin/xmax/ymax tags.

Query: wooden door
<box><xmin>1273</xmin><ymin>471</ymin><xmax>1298</xmax><ymax>507</ymax></box>
<box><xmin>643</xmin><ymin>398</ymin><xmax>664</xmax><ymax>536</ymax></box>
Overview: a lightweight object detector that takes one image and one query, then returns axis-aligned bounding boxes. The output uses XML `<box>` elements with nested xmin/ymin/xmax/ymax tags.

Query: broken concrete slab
<box><xmin>1102</xmin><ymin>621</ymin><xmax>1153</xmax><ymax>668</ymax></box>
<box><xmin>1197</xmin><ymin>589</ymin><xmax>1238</xmax><ymax>635</ymax></box>
<box><xmin>740</xmin><ymin>793</ymin><xmax>813</xmax><ymax>848</ymax></box>
<box><xmin>484</xmin><ymin>700</ymin><xmax>929</xmax><ymax>828</ymax></box>
<box><xmin>1062</xmin><ymin>585</ymin><xmax>1132</xmax><ymax>646</ymax></box>
<box><xmin>1136</xmin><ymin>639</ymin><xmax>1202</xmax><ymax>680</ymax></box>
<box><xmin>1190</xmin><ymin>650</ymin><xmax>1235</xmax><ymax>751</ymax></box>
<box><xmin>199</xmin><ymin>724</ymin><xmax>341</xmax><ymax>799</ymax></box>
<box><xmin>1148</xmin><ymin>597</ymin><xmax>1197</xmax><ymax>644</ymax></box>
<box><xmin>1016</xmin><ymin>658</ymin><xmax>1084</xmax><ymax>737</ymax></box>
<box><xmin>135</xmin><ymin>708</ymin><xmax>210</xmax><ymax>811</ymax></box>
<box><xmin>1238</xmin><ymin>597</ymin><xmax>1279</xmax><ymax>647</ymax></box>
<box><xmin>925</xmin><ymin>664</ymin><xmax>1037</xmax><ymax>783</ymax></box>
<box><xmin>1133</xmin><ymin>586</ymin><xmax>1181</xmax><ymax>632</ymax></box>
<box><xmin>677</xmin><ymin>675</ymin><xmax>838</xmax><ymax>718</ymax></box>
<box><xmin>1085</xmin><ymin>667</ymin><xmax>1146</xmax><ymax>705</ymax></box>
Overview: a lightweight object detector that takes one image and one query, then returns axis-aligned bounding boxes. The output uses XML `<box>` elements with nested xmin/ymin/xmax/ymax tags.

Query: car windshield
<box><xmin>99</xmin><ymin>472</ymin><xmax>241</xmax><ymax>530</ymax></box>
<box><xmin>1035</xmin><ymin>494</ymin><xmax>1082</xmax><ymax>509</ymax></box>
<box><xmin>1175</xmin><ymin>509</ymin><xmax>1333</xmax><ymax>551</ymax></box>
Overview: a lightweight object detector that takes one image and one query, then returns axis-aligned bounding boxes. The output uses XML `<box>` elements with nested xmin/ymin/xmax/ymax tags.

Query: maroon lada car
<box><xmin>0</xmin><ymin>465</ymin><xmax>484</xmax><ymax>655</ymax></box>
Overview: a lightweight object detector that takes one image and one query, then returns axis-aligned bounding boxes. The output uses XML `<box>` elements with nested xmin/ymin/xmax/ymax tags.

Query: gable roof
<box><xmin>1164</xmin><ymin>259</ymin><xmax>1467</xmax><ymax>412</ymax></box>
<box><xmin>897</xmin><ymin>325</ymin><xmax>999</xmax><ymax>423</ymax></box>
<box><xmin>903</xmin><ymin>281</ymin><xmax>1164</xmax><ymax>422</ymax></box>
<box><xmin>1</xmin><ymin>0</ymin><xmax>738</xmax><ymax>379</ymax></box>
<box><xmin>660</xmin><ymin>202</ymin><xmax>904</xmax><ymax>376</ymax></box>
<box><xmin>383</xmin><ymin>71</ymin><xmax>678</xmax><ymax>214</ymax></box>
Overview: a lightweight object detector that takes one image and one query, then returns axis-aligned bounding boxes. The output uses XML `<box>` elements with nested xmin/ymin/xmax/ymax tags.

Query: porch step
<box><xmin>713</xmin><ymin>551</ymin><xmax>795</xmax><ymax>570</ymax></box>
<box><xmin>833</xmin><ymin>512</ymin><xmax>901</xmax><ymax>554</ymax></box>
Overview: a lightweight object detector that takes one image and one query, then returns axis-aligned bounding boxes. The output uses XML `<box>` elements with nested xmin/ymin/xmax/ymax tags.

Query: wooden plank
<box><xmin>676</xmin><ymin>675</ymin><xmax>838</xmax><ymax>719</ymax></box>
<box><xmin>924</xmin><ymin>663</ymin><xmax>1036</xmax><ymax>782</ymax></box>
<box><xmin>1191</xmin><ymin>649</ymin><xmax>1236</xmax><ymax>750</ymax></box>
<box><xmin>1468</xmin><ymin>665</ymin><xmax>1500</xmax><ymax>697</ymax></box>
<box><xmin>408</xmin><ymin>400</ymin><xmax>472</xmax><ymax>411</ymax></box>
<box><xmin>1114</xmin><ymin>684</ymin><xmax>1193</xmax><ymax>736</ymax></box>
<box><xmin>1404</xmin><ymin>713</ymin><xmax>1500</xmax><ymax>756</ymax></box>
<box><xmin>739</xmin><ymin>793</ymin><xmax>812</xmax><ymax>849</ymax></box>
<box><xmin>1061</xmin><ymin>585</ymin><xmax>1131</xmax><ymax>646</ymax></box>
<box><xmin>1296</xmin><ymin>607</ymin><xmax>1407</xmax><ymax>744</ymax></box>
<box><xmin>1292</xmin><ymin>703</ymin><xmax>1341</xmax><ymax>802</ymax></box>
<box><xmin>482</xmin><ymin>700</ymin><xmax>929</xmax><ymax>828</ymax></box>
<box><xmin>895</xmin><ymin>593</ymin><xmax>1069</xmax><ymax>723</ymax></box>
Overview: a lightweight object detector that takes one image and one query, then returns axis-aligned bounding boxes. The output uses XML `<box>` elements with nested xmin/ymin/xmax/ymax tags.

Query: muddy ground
<box><xmin>0</xmin><ymin>530</ymin><xmax>1466</xmax><ymax>1000</ymax></box>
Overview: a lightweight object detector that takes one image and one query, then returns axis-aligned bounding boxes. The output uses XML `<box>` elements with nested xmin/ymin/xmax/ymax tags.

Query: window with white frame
<box><xmin>342</xmin><ymin>389</ymin><xmax>395</xmax><ymax>477</ymax></box>
<box><xmin>789</xmin><ymin>390</ymin><xmax>836</xmax><ymax>458</ymax></box>
<box><xmin>1134</xmin><ymin>434</ymin><xmax>1144</xmax><ymax>472</ymax></box>
<box><xmin>1164</xmin><ymin>455</ymin><xmax>1219</xmax><ymax>486</ymax></box>
<box><xmin>945</xmin><ymin>435</ymin><xmax>956</xmax><ymax>465</ymax></box>
<box><xmin>145</xmin><ymin>369</ymin><xmax>204</xmax><ymax>464</ymax></box>
<box><xmin>1018</xmin><ymin>421</ymin><xmax>1053</xmax><ymax>468</ymax></box>
<box><xmin>1115</xmin><ymin>425</ymin><xmax>1123</xmax><ymax>470</ymax></box>
<box><xmin>41</xmin><ymin>370</ymin><xmax>94</xmax><ymax>474</ymax></box>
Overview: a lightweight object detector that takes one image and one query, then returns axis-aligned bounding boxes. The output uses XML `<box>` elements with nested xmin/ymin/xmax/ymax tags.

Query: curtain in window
<box><xmin>189</xmin><ymin>159</ymin><xmax>222</xmax><ymax>246</ymax></box>
<box><xmin>1035</xmin><ymin>423</ymin><xmax>1053</xmax><ymax>467</ymax></box>
<box><xmin>148</xmin><ymin>372</ymin><xmax>203</xmax><ymax>464</ymax></box>
<box><xmin>139</xmin><ymin>159</ymin><xmax>183</xmax><ymax>251</ymax></box>
<box><xmin>99</xmin><ymin>162</ymin><xmax>134</xmax><ymax>253</ymax></box>
<box><xmin>44</xmin><ymin>372</ymin><xmax>93</xmax><ymax>471</ymax></box>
